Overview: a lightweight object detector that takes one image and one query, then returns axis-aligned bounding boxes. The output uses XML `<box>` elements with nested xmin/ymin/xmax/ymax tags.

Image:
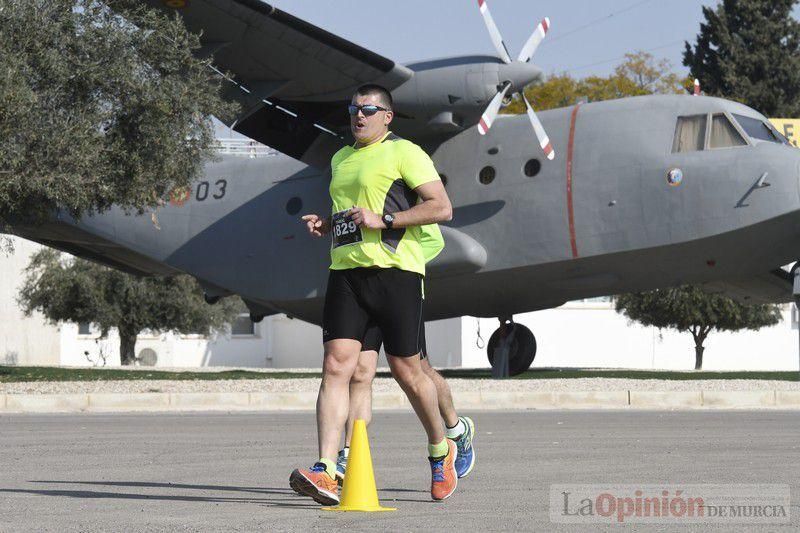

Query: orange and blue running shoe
<box><xmin>335</xmin><ymin>449</ymin><xmax>347</xmax><ymax>487</ymax></box>
<box><xmin>454</xmin><ymin>416</ymin><xmax>476</xmax><ymax>478</ymax></box>
<box><xmin>429</xmin><ymin>439</ymin><xmax>458</xmax><ymax>501</ymax></box>
<box><xmin>289</xmin><ymin>463</ymin><xmax>339</xmax><ymax>505</ymax></box>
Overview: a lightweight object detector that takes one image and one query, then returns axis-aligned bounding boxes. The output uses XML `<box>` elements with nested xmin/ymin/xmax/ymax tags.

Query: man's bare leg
<box><xmin>386</xmin><ymin>353</ymin><xmax>444</xmax><ymax>445</ymax></box>
<box><xmin>345</xmin><ymin>350</ymin><xmax>378</xmax><ymax>448</ymax></box>
<box><xmin>317</xmin><ymin>339</ymin><xmax>361</xmax><ymax>463</ymax></box>
<box><xmin>343</xmin><ymin>354</ymin><xmax>457</xmax><ymax>445</ymax></box>
<box><xmin>421</xmin><ymin>357</ymin><xmax>458</xmax><ymax>428</ymax></box>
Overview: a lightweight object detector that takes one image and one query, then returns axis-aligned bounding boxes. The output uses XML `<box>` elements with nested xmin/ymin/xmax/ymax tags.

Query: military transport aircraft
<box><xmin>11</xmin><ymin>0</ymin><xmax>800</xmax><ymax>371</ymax></box>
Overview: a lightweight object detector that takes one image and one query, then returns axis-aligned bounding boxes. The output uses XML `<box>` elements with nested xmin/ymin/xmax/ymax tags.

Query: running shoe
<box><xmin>335</xmin><ymin>449</ymin><xmax>347</xmax><ymax>486</ymax></box>
<box><xmin>454</xmin><ymin>415</ymin><xmax>476</xmax><ymax>478</ymax></box>
<box><xmin>289</xmin><ymin>463</ymin><xmax>339</xmax><ymax>505</ymax></box>
<box><xmin>429</xmin><ymin>439</ymin><xmax>457</xmax><ymax>501</ymax></box>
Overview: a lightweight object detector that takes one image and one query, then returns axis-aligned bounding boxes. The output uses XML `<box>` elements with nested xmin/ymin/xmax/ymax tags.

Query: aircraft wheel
<box><xmin>487</xmin><ymin>322</ymin><xmax>536</xmax><ymax>377</ymax></box>
<box><xmin>249</xmin><ymin>313</ymin><xmax>265</xmax><ymax>323</ymax></box>
<box><xmin>203</xmin><ymin>293</ymin><xmax>221</xmax><ymax>305</ymax></box>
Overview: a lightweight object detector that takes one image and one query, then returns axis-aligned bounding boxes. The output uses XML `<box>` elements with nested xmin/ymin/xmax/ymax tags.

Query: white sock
<box><xmin>340</xmin><ymin>446</ymin><xmax>349</xmax><ymax>458</ymax></box>
<box><xmin>446</xmin><ymin>418</ymin><xmax>466</xmax><ymax>439</ymax></box>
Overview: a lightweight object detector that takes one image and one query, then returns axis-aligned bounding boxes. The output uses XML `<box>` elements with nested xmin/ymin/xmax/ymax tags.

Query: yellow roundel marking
<box><xmin>164</xmin><ymin>0</ymin><xmax>187</xmax><ymax>8</ymax></box>
<box><xmin>169</xmin><ymin>187</ymin><xmax>191</xmax><ymax>206</ymax></box>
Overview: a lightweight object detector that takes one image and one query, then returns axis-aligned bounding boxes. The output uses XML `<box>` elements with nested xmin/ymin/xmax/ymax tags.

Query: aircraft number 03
<box><xmin>195</xmin><ymin>179</ymin><xmax>227</xmax><ymax>202</ymax></box>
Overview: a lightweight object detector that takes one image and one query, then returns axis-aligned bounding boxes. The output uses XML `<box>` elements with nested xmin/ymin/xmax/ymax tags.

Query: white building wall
<box><xmin>5</xmin><ymin>237</ymin><xmax>800</xmax><ymax>371</ymax></box>
<box><xmin>459</xmin><ymin>301</ymin><xmax>799</xmax><ymax>371</ymax></box>
<box><xmin>59</xmin><ymin>320</ymin><xmax>273</xmax><ymax>368</ymax></box>
<box><xmin>0</xmin><ymin>236</ymin><xmax>61</xmax><ymax>365</ymax></box>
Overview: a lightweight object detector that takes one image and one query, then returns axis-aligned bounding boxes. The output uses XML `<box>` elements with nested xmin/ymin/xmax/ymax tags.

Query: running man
<box><xmin>336</xmin><ymin>329</ymin><xmax>476</xmax><ymax>485</ymax></box>
<box><xmin>335</xmin><ymin>221</ymin><xmax>475</xmax><ymax>484</ymax></box>
<box><xmin>291</xmin><ymin>83</ymin><xmax>456</xmax><ymax>504</ymax></box>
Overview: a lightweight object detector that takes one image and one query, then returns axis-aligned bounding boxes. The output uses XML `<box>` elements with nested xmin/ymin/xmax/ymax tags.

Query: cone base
<box><xmin>322</xmin><ymin>505</ymin><xmax>397</xmax><ymax>512</ymax></box>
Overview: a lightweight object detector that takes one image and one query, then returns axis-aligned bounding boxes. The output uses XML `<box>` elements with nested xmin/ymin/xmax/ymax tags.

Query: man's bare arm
<box><xmin>349</xmin><ymin>180</ymin><xmax>452</xmax><ymax>229</ymax></box>
<box><xmin>301</xmin><ymin>213</ymin><xmax>331</xmax><ymax>237</ymax></box>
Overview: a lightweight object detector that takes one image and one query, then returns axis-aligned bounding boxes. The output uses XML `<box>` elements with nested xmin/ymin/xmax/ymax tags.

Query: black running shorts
<box><xmin>361</xmin><ymin>322</ymin><xmax>428</xmax><ymax>359</ymax></box>
<box><xmin>322</xmin><ymin>268</ymin><xmax>423</xmax><ymax>357</ymax></box>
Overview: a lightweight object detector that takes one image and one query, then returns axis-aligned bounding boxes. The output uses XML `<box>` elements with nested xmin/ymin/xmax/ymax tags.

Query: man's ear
<box><xmin>384</xmin><ymin>110</ymin><xmax>394</xmax><ymax>126</ymax></box>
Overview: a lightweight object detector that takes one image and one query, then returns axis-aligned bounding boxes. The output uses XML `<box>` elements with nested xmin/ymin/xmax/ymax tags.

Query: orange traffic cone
<box><xmin>323</xmin><ymin>419</ymin><xmax>396</xmax><ymax>512</ymax></box>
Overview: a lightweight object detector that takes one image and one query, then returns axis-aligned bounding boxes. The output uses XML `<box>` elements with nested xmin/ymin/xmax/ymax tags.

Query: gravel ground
<box><xmin>3</xmin><ymin>376</ymin><xmax>800</xmax><ymax>394</ymax></box>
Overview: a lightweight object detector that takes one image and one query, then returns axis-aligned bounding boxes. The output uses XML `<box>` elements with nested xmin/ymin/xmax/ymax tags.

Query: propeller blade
<box><xmin>477</xmin><ymin>0</ymin><xmax>512</xmax><ymax>64</ymax></box>
<box><xmin>517</xmin><ymin>17</ymin><xmax>550</xmax><ymax>63</ymax></box>
<box><xmin>523</xmin><ymin>95</ymin><xmax>554</xmax><ymax>160</ymax></box>
<box><xmin>477</xmin><ymin>82</ymin><xmax>512</xmax><ymax>135</ymax></box>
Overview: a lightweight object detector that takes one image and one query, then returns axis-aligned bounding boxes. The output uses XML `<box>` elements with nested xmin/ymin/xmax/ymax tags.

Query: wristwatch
<box><xmin>382</xmin><ymin>213</ymin><xmax>395</xmax><ymax>229</ymax></box>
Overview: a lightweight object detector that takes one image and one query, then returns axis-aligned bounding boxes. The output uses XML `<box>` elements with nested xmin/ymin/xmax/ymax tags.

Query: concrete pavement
<box><xmin>1</xmin><ymin>410</ymin><xmax>799</xmax><ymax>531</ymax></box>
<box><xmin>4</xmin><ymin>389</ymin><xmax>800</xmax><ymax>412</ymax></box>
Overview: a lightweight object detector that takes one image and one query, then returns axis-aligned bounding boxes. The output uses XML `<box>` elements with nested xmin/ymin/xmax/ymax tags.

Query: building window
<box><xmin>231</xmin><ymin>314</ymin><xmax>256</xmax><ymax>336</ymax></box>
<box><xmin>78</xmin><ymin>323</ymin><xmax>92</xmax><ymax>335</ymax></box>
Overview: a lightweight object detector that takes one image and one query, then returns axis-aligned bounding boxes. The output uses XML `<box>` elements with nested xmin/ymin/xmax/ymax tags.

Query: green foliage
<box><xmin>503</xmin><ymin>51</ymin><xmax>687</xmax><ymax>114</ymax></box>
<box><xmin>0</xmin><ymin>366</ymin><xmax>321</xmax><ymax>382</ymax></box>
<box><xmin>615</xmin><ymin>286</ymin><xmax>782</xmax><ymax>368</ymax></box>
<box><xmin>17</xmin><ymin>249</ymin><xmax>242</xmax><ymax>364</ymax></box>
<box><xmin>2</xmin><ymin>365</ymin><xmax>799</xmax><ymax>383</ymax></box>
<box><xmin>683</xmin><ymin>0</ymin><xmax>800</xmax><ymax>116</ymax></box>
<box><xmin>0</xmin><ymin>0</ymin><xmax>237</xmax><ymax>225</ymax></box>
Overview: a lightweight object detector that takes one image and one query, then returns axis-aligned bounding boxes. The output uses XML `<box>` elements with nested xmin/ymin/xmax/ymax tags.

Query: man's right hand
<box><xmin>301</xmin><ymin>214</ymin><xmax>329</xmax><ymax>237</ymax></box>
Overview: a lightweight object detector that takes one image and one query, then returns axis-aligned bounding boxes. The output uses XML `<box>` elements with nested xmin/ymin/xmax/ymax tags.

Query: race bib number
<box><xmin>331</xmin><ymin>209</ymin><xmax>363</xmax><ymax>248</ymax></box>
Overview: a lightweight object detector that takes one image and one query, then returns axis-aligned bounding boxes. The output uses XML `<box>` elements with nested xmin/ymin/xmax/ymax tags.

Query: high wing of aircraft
<box><xmin>11</xmin><ymin>1</ymin><xmax>800</xmax><ymax>373</ymax></box>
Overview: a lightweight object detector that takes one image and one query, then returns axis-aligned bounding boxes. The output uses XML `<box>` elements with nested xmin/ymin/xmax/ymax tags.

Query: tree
<box><xmin>0</xmin><ymin>0</ymin><xmax>236</xmax><ymax>226</ymax></box>
<box><xmin>17</xmin><ymin>249</ymin><xmax>241</xmax><ymax>365</ymax></box>
<box><xmin>683</xmin><ymin>0</ymin><xmax>800</xmax><ymax>116</ymax></box>
<box><xmin>503</xmin><ymin>51</ymin><xmax>687</xmax><ymax>114</ymax></box>
<box><xmin>615</xmin><ymin>286</ymin><xmax>782</xmax><ymax>369</ymax></box>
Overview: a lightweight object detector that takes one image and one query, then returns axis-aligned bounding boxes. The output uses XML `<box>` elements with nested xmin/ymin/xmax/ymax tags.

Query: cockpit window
<box><xmin>709</xmin><ymin>113</ymin><xmax>746</xmax><ymax>149</ymax></box>
<box><xmin>672</xmin><ymin>115</ymin><xmax>706</xmax><ymax>153</ymax></box>
<box><xmin>732</xmin><ymin>113</ymin><xmax>782</xmax><ymax>143</ymax></box>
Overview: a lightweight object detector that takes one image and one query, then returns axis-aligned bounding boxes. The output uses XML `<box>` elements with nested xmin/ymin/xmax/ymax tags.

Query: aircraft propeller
<box><xmin>476</xmin><ymin>0</ymin><xmax>554</xmax><ymax>161</ymax></box>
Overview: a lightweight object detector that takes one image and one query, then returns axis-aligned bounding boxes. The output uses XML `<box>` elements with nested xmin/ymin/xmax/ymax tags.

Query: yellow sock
<box><xmin>427</xmin><ymin>439</ymin><xmax>448</xmax><ymax>459</ymax></box>
<box><xmin>318</xmin><ymin>458</ymin><xmax>336</xmax><ymax>479</ymax></box>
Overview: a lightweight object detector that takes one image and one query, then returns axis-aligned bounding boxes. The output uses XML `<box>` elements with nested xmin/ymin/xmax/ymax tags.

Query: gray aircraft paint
<box><xmin>11</xmin><ymin>1</ymin><xmax>800</xmax><ymax>332</ymax></box>
<box><xmin>15</xmin><ymin>94</ymin><xmax>800</xmax><ymax>326</ymax></box>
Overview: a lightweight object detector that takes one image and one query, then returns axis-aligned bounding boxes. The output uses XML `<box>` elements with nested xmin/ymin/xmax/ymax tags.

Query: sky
<box><xmin>264</xmin><ymin>0</ymin><xmax>729</xmax><ymax>78</ymax></box>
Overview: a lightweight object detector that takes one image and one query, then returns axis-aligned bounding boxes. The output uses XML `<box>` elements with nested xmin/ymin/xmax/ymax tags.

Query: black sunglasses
<box><xmin>348</xmin><ymin>104</ymin><xmax>390</xmax><ymax>117</ymax></box>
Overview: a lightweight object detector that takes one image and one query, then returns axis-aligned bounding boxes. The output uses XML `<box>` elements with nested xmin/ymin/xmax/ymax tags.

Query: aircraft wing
<box><xmin>141</xmin><ymin>0</ymin><xmax>413</xmax><ymax>166</ymax></box>
<box><xmin>702</xmin><ymin>270</ymin><xmax>795</xmax><ymax>304</ymax></box>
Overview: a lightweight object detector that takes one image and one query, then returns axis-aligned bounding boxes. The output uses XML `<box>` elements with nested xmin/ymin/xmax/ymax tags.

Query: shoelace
<box><xmin>310</xmin><ymin>463</ymin><xmax>327</xmax><ymax>473</ymax></box>
<box><xmin>457</xmin><ymin>425</ymin><xmax>472</xmax><ymax>453</ymax></box>
<box><xmin>430</xmin><ymin>459</ymin><xmax>445</xmax><ymax>482</ymax></box>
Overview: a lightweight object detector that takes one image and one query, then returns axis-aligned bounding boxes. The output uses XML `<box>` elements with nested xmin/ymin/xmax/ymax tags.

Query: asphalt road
<box><xmin>1</xmin><ymin>410</ymin><xmax>799</xmax><ymax>531</ymax></box>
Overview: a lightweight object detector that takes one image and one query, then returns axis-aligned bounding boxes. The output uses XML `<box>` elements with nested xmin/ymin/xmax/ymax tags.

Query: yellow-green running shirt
<box><xmin>329</xmin><ymin>132</ymin><xmax>443</xmax><ymax>275</ymax></box>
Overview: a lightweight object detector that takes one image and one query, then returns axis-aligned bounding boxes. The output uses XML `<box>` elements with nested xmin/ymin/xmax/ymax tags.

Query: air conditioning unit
<box><xmin>136</xmin><ymin>348</ymin><xmax>158</xmax><ymax>367</ymax></box>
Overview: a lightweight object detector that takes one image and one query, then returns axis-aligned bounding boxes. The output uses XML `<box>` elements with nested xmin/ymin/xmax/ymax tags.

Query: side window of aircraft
<box><xmin>732</xmin><ymin>114</ymin><xmax>782</xmax><ymax>144</ymax></box>
<box><xmin>709</xmin><ymin>114</ymin><xmax>746</xmax><ymax>149</ymax></box>
<box><xmin>479</xmin><ymin>166</ymin><xmax>496</xmax><ymax>184</ymax></box>
<box><xmin>672</xmin><ymin>115</ymin><xmax>706</xmax><ymax>153</ymax></box>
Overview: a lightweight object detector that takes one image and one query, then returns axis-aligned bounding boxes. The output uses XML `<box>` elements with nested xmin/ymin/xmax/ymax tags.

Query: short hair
<box><xmin>354</xmin><ymin>84</ymin><xmax>393</xmax><ymax>110</ymax></box>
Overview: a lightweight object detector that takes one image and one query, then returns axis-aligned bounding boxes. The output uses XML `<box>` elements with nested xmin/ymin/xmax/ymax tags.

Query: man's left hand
<box><xmin>349</xmin><ymin>206</ymin><xmax>385</xmax><ymax>229</ymax></box>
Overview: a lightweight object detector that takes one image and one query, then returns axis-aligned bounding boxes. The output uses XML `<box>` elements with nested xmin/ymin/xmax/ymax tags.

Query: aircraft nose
<box><xmin>497</xmin><ymin>61</ymin><xmax>543</xmax><ymax>94</ymax></box>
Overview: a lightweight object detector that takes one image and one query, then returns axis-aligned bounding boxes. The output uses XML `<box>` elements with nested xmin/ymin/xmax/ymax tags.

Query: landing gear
<box><xmin>487</xmin><ymin>317</ymin><xmax>536</xmax><ymax>377</ymax></box>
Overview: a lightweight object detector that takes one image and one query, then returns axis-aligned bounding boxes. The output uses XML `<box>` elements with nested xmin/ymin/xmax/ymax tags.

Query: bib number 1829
<box><xmin>331</xmin><ymin>209</ymin><xmax>363</xmax><ymax>248</ymax></box>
